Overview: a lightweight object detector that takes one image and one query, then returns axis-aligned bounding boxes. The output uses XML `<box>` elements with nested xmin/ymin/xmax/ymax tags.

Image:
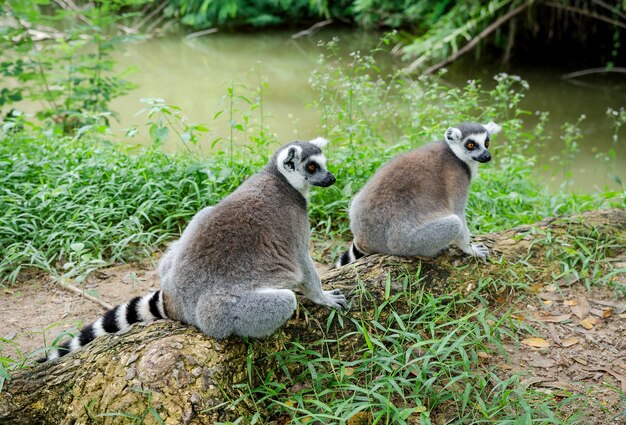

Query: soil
<box><xmin>492</xmin><ymin>261</ymin><xmax>626</xmax><ymax>424</ymax></box>
<box><xmin>1</xmin><ymin>257</ymin><xmax>625</xmax><ymax>423</ymax></box>
<box><xmin>0</xmin><ymin>261</ymin><xmax>160</xmax><ymax>360</ymax></box>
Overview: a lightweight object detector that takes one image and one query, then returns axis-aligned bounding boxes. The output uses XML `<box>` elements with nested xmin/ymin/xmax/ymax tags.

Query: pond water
<box><xmin>110</xmin><ymin>29</ymin><xmax>626</xmax><ymax>192</ymax></box>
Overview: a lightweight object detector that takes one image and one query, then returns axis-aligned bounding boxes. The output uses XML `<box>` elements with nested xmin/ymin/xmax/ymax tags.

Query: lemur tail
<box><xmin>39</xmin><ymin>290</ymin><xmax>168</xmax><ymax>362</ymax></box>
<box><xmin>335</xmin><ymin>241</ymin><xmax>366</xmax><ymax>268</ymax></box>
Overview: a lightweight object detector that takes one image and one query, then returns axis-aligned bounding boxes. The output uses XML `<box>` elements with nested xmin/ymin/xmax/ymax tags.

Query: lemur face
<box><xmin>462</xmin><ymin>131</ymin><xmax>491</xmax><ymax>163</ymax></box>
<box><xmin>277</xmin><ymin>138</ymin><xmax>335</xmax><ymax>194</ymax></box>
<box><xmin>445</xmin><ymin>122</ymin><xmax>501</xmax><ymax>165</ymax></box>
<box><xmin>302</xmin><ymin>153</ymin><xmax>336</xmax><ymax>187</ymax></box>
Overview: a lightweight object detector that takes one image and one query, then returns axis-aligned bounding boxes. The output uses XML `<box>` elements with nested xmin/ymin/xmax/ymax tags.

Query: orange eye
<box><xmin>485</xmin><ymin>140</ymin><xmax>490</xmax><ymax>148</ymax></box>
<box><xmin>466</xmin><ymin>142</ymin><xmax>476</xmax><ymax>150</ymax></box>
<box><xmin>307</xmin><ymin>163</ymin><xmax>317</xmax><ymax>173</ymax></box>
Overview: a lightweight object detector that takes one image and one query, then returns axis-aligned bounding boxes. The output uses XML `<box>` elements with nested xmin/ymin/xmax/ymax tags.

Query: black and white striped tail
<box><xmin>335</xmin><ymin>241</ymin><xmax>366</xmax><ymax>268</ymax></box>
<box><xmin>40</xmin><ymin>290</ymin><xmax>168</xmax><ymax>362</ymax></box>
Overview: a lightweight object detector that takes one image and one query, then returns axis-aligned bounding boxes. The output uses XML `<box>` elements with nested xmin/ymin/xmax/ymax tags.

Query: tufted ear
<box><xmin>445</xmin><ymin>127</ymin><xmax>462</xmax><ymax>143</ymax></box>
<box><xmin>484</xmin><ymin>121</ymin><xmax>502</xmax><ymax>135</ymax></box>
<box><xmin>309</xmin><ymin>137</ymin><xmax>330</xmax><ymax>149</ymax></box>
<box><xmin>281</xmin><ymin>146</ymin><xmax>300</xmax><ymax>171</ymax></box>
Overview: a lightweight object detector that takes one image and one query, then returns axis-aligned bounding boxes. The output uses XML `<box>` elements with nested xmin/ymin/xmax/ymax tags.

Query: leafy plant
<box><xmin>163</xmin><ymin>0</ymin><xmax>341</xmax><ymax>29</ymax></box>
<box><xmin>0</xmin><ymin>0</ymin><xmax>144</xmax><ymax>133</ymax></box>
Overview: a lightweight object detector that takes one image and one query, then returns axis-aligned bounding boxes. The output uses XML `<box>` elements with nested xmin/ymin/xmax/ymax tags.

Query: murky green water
<box><xmin>110</xmin><ymin>29</ymin><xmax>376</xmax><ymax>146</ymax></box>
<box><xmin>110</xmin><ymin>29</ymin><xmax>625</xmax><ymax>192</ymax></box>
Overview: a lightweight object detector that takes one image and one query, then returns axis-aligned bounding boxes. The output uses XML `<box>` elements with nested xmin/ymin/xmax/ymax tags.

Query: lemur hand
<box><xmin>315</xmin><ymin>289</ymin><xmax>348</xmax><ymax>311</ymax></box>
<box><xmin>470</xmin><ymin>243</ymin><xmax>489</xmax><ymax>261</ymax></box>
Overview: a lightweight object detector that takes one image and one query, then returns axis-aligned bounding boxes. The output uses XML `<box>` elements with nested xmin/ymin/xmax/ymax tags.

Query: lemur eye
<box><xmin>465</xmin><ymin>141</ymin><xmax>476</xmax><ymax>150</ymax></box>
<box><xmin>306</xmin><ymin>163</ymin><xmax>318</xmax><ymax>173</ymax></box>
<box><xmin>485</xmin><ymin>139</ymin><xmax>490</xmax><ymax>148</ymax></box>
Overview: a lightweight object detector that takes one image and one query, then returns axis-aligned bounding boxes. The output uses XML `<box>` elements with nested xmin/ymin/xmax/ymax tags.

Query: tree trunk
<box><xmin>1</xmin><ymin>208</ymin><xmax>625</xmax><ymax>424</ymax></box>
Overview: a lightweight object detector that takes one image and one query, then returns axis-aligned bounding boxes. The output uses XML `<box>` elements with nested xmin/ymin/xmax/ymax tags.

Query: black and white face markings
<box><xmin>303</xmin><ymin>152</ymin><xmax>335</xmax><ymax>187</ymax></box>
<box><xmin>43</xmin><ymin>291</ymin><xmax>167</xmax><ymax>361</ymax></box>
<box><xmin>277</xmin><ymin>137</ymin><xmax>336</xmax><ymax>195</ymax></box>
<box><xmin>445</xmin><ymin>122</ymin><xmax>501</xmax><ymax>171</ymax></box>
<box><xmin>463</xmin><ymin>131</ymin><xmax>491</xmax><ymax>163</ymax></box>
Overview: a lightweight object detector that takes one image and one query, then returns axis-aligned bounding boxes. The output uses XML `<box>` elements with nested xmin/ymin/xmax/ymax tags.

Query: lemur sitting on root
<box><xmin>41</xmin><ymin>138</ymin><xmax>347</xmax><ymax>362</ymax></box>
<box><xmin>337</xmin><ymin>122</ymin><xmax>501</xmax><ymax>267</ymax></box>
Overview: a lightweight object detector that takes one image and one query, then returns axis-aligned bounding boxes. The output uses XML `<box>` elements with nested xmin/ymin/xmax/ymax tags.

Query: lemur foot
<box><xmin>470</xmin><ymin>243</ymin><xmax>489</xmax><ymax>261</ymax></box>
<box><xmin>316</xmin><ymin>289</ymin><xmax>348</xmax><ymax>311</ymax></box>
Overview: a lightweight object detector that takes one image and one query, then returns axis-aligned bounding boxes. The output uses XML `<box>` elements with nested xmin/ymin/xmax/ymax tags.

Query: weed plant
<box><xmin>1</xmin><ymin>1</ymin><xmax>145</xmax><ymax>133</ymax></box>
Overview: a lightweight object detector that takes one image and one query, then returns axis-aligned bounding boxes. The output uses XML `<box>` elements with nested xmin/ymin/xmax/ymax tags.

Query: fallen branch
<box><xmin>53</xmin><ymin>278</ymin><xmax>114</xmax><ymax>311</ymax></box>
<box><xmin>1</xmin><ymin>208</ymin><xmax>624</xmax><ymax>424</ymax></box>
<box><xmin>291</xmin><ymin>19</ymin><xmax>333</xmax><ymax>39</ymax></box>
<box><xmin>421</xmin><ymin>1</ymin><xmax>531</xmax><ymax>75</ymax></box>
<box><xmin>133</xmin><ymin>0</ymin><xmax>170</xmax><ymax>33</ymax></box>
<box><xmin>562</xmin><ymin>67</ymin><xmax>626</xmax><ymax>79</ymax></box>
<box><xmin>185</xmin><ymin>28</ymin><xmax>219</xmax><ymax>40</ymax></box>
<box><xmin>591</xmin><ymin>0</ymin><xmax>626</xmax><ymax>21</ymax></box>
<box><xmin>546</xmin><ymin>1</ymin><xmax>626</xmax><ymax>30</ymax></box>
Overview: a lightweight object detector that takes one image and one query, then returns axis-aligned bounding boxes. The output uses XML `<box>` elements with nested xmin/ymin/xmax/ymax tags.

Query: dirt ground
<box><xmin>0</xmin><ymin>261</ymin><xmax>161</xmax><ymax>360</ymax></box>
<box><xmin>1</xmin><ymin>258</ymin><xmax>625</xmax><ymax>422</ymax></box>
<box><xmin>493</xmin><ymin>259</ymin><xmax>626</xmax><ymax>423</ymax></box>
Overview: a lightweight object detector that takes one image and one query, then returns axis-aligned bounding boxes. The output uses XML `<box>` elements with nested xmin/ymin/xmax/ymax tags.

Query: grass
<box><xmin>230</xmin><ymin>277</ymin><xmax>588</xmax><ymax>424</ymax></box>
<box><xmin>1</xmin><ymin>34</ymin><xmax>625</xmax><ymax>424</ymax></box>
<box><xmin>0</xmin><ymin>133</ymin><xmax>265</xmax><ymax>284</ymax></box>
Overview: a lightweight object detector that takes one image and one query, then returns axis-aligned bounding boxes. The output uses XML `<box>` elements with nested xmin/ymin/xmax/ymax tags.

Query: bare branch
<box><xmin>546</xmin><ymin>1</ymin><xmax>626</xmax><ymax>30</ymax></box>
<box><xmin>53</xmin><ymin>277</ymin><xmax>114</xmax><ymax>310</ymax></box>
<box><xmin>419</xmin><ymin>1</ymin><xmax>531</xmax><ymax>75</ymax></box>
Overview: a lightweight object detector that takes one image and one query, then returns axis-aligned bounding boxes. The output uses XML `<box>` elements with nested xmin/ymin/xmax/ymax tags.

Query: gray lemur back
<box><xmin>337</xmin><ymin>122</ymin><xmax>501</xmax><ymax>266</ymax></box>
<box><xmin>40</xmin><ymin>138</ymin><xmax>346</xmax><ymax>362</ymax></box>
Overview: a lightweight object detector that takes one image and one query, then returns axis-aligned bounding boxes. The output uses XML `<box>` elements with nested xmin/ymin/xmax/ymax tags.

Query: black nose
<box><xmin>476</xmin><ymin>151</ymin><xmax>491</xmax><ymax>163</ymax></box>
<box><xmin>317</xmin><ymin>172</ymin><xmax>335</xmax><ymax>187</ymax></box>
<box><xmin>322</xmin><ymin>173</ymin><xmax>336</xmax><ymax>187</ymax></box>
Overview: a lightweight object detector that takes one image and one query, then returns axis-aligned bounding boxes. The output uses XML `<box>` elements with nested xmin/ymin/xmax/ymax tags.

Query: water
<box><xmin>444</xmin><ymin>61</ymin><xmax>626</xmax><ymax>191</ymax></box>
<box><xmin>110</xmin><ymin>29</ymin><xmax>379</xmax><ymax>147</ymax></box>
<box><xmin>110</xmin><ymin>29</ymin><xmax>625</xmax><ymax>192</ymax></box>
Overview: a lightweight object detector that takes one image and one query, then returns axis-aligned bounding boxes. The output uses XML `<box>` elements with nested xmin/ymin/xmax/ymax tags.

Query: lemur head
<box><xmin>444</xmin><ymin>121</ymin><xmax>501</xmax><ymax>165</ymax></box>
<box><xmin>274</xmin><ymin>137</ymin><xmax>336</xmax><ymax>196</ymax></box>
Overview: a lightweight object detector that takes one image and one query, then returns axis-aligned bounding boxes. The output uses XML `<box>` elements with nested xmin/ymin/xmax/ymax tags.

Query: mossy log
<box><xmin>1</xmin><ymin>208</ymin><xmax>625</xmax><ymax>424</ymax></box>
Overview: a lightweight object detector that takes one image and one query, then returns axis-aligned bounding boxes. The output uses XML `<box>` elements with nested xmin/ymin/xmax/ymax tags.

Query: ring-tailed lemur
<box><xmin>336</xmin><ymin>122</ymin><xmax>501</xmax><ymax>267</ymax></box>
<box><xmin>41</xmin><ymin>137</ymin><xmax>347</xmax><ymax>362</ymax></box>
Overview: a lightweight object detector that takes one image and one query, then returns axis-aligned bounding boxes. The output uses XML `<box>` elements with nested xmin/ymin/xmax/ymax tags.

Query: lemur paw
<box><xmin>318</xmin><ymin>289</ymin><xmax>348</xmax><ymax>311</ymax></box>
<box><xmin>470</xmin><ymin>243</ymin><xmax>489</xmax><ymax>261</ymax></box>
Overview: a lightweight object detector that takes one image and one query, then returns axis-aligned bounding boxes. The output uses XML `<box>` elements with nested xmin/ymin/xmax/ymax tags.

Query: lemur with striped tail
<box><xmin>42</xmin><ymin>138</ymin><xmax>347</xmax><ymax>362</ymax></box>
<box><xmin>337</xmin><ymin>122</ymin><xmax>501</xmax><ymax>267</ymax></box>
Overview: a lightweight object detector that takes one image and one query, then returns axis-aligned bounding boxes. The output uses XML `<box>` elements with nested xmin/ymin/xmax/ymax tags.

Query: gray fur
<box><xmin>337</xmin><ymin>122</ymin><xmax>501</xmax><ymax>267</ymax></box>
<box><xmin>41</xmin><ymin>139</ymin><xmax>345</xmax><ymax>361</ymax></box>
<box><xmin>161</xmin><ymin>138</ymin><xmax>345</xmax><ymax>339</ymax></box>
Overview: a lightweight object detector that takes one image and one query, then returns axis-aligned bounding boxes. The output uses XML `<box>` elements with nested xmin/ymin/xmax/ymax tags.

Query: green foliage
<box><xmin>399</xmin><ymin>0</ymin><xmax>521</xmax><ymax>69</ymax></box>
<box><xmin>0</xmin><ymin>0</ymin><xmax>143</xmax><ymax>133</ymax></box>
<box><xmin>163</xmin><ymin>0</ymin><xmax>345</xmax><ymax>29</ymax></box>
<box><xmin>234</xmin><ymin>279</ymin><xmax>585</xmax><ymax>424</ymax></box>
<box><xmin>130</xmin><ymin>98</ymin><xmax>211</xmax><ymax>150</ymax></box>
<box><xmin>0</xmin><ymin>20</ymin><xmax>624</xmax><ymax>422</ymax></box>
<box><xmin>0</xmin><ymin>125</ymin><xmax>265</xmax><ymax>284</ymax></box>
<box><xmin>2</xmin><ymin>33</ymin><xmax>624</xmax><ymax>284</ymax></box>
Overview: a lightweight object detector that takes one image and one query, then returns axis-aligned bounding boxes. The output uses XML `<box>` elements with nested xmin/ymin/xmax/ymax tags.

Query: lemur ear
<box><xmin>309</xmin><ymin>137</ymin><xmax>330</xmax><ymax>149</ymax></box>
<box><xmin>445</xmin><ymin>127</ymin><xmax>462</xmax><ymax>142</ymax></box>
<box><xmin>283</xmin><ymin>146</ymin><xmax>299</xmax><ymax>171</ymax></box>
<box><xmin>484</xmin><ymin>121</ymin><xmax>502</xmax><ymax>135</ymax></box>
